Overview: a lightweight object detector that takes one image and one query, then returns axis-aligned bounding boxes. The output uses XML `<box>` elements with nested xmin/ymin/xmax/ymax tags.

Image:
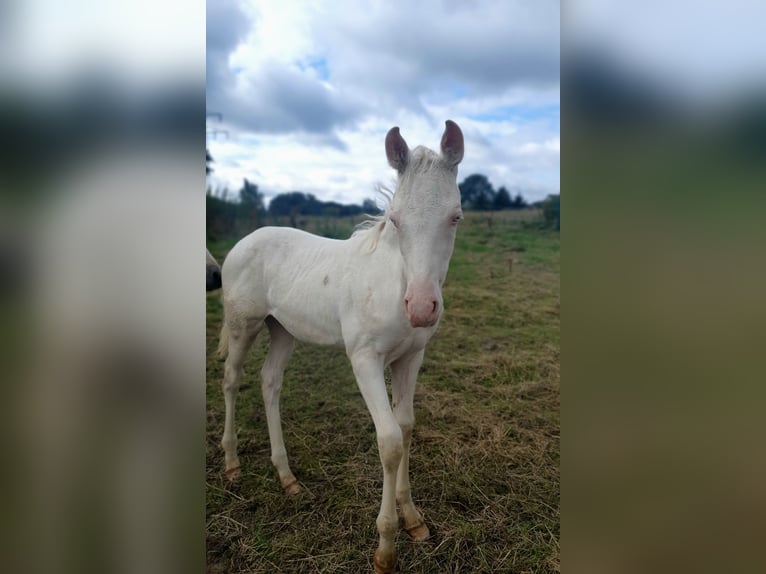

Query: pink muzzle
<box><xmin>404</xmin><ymin>281</ymin><xmax>441</xmax><ymax>328</ymax></box>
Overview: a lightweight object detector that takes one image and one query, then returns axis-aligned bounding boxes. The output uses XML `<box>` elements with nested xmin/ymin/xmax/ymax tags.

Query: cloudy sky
<box><xmin>569</xmin><ymin>1</ymin><xmax>766</xmax><ymax>107</ymax></box>
<box><xmin>206</xmin><ymin>0</ymin><xmax>560</xmax><ymax>206</ymax></box>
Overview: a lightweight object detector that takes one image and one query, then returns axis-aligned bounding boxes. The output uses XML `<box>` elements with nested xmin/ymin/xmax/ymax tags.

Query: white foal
<box><xmin>217</xmin><ymin>120</ymin><xmax>464</xmax><ymax>573</ymax></box>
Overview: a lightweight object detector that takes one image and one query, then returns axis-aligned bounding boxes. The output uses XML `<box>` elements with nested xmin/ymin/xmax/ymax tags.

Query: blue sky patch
<box><xmin>297</xmin><ymin>56</ymin><xmax>330</xmax><ymax>81</ymax></box>
<box><xmin>469</xmin><ymin>104</ymin><xmax>560</xmax><ymax>125</ymax></box>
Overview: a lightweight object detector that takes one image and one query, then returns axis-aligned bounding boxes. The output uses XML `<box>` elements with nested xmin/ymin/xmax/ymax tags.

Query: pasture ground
<box><xmin>206</xmin><ymin>210</ymin><xmax>560</xmax><ymax>573</ymax></box>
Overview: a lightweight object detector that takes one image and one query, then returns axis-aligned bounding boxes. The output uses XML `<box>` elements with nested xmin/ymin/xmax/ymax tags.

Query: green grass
<box><xmin>206</xmin><ymin>209</ymin><xmax>559</xmax><ymax>573</ymax></box>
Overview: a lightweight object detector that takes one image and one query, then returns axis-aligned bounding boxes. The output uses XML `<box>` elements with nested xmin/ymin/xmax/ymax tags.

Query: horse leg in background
<box><xmin>261</xmin><ymin>316</ymin><xmax>300</xmax><ymax>494</ymax></box>
<box><xmin>350</xmin><ymin>351</ymin><xmax>404</xmax><ymax>574</ymax></box>
<box><xmin>391</xmin><ymin>350</ymin><xmax>430</xmax><ymax>541</ymax></box>
<box><xmin>221</xmin><ymin>317</ymin><xmax>261</xmax><ymax>481</ymax></box>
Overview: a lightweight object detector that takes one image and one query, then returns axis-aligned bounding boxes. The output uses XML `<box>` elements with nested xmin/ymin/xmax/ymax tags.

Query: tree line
<box><xmin>206</xmin><ymin>179</ymin><xmax>376</xmax><ymax>239</ymax></box>
<box><xmin>458</xmin><ymin>173</ymin><xmax>528</xmax><ymax>211</ymax></box>
<box><xmin>206</xmin><ymin>149</ymin><xmax>559</xmax><ymax>238</ymax></box>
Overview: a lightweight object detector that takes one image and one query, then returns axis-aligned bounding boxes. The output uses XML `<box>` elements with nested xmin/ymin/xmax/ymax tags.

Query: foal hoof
<box><xmin>405</xmin><ymin>520</ymin><xmax>430</xmax><ymax>542</ymax></box>
<box><xmin>225</xmin><ymin>466</ymin><xmax>241</xmax><ymax>482</ymax></box>
<box><xmin>373</xmin><ymin>549</ymin><xmax>396</xmax><ymax>574</ymax></box>
<box><xmin>281</xmin><ymin>478</ymin><xmax>300</xmax><ymax>495</ymax></box>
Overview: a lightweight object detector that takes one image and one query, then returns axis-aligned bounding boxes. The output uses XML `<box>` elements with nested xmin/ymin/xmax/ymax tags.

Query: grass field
<box><xmin>206</xmin><ymin>210</ymin><xmax>560</xmax><ymax>573</ymax></box>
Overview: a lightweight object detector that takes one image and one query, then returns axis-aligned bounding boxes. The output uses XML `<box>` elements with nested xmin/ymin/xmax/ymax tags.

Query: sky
<box><xmin>3</xmin><ymin>0</ymin><xmax>764</xmax><ymax>209</ymax></box>
<box><xmin>206</xmin><ymin>0</ymin><xmax>561</xmax><ymax>206</ymax></box>
<box><xmin>569</xmin><ymin>0</ymin><xmax>766</xmax><ymax>108</ymax></box>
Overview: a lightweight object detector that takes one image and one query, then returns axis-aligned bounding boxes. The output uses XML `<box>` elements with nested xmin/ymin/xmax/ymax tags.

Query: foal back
<box><xmin>221</xmin><ymin>226</ymin><xmax>349</xmax><ymax>345</ymax></box>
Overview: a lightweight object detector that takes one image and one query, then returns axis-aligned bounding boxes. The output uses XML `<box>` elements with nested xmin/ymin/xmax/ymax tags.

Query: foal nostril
<box><xmin>404</xmin><ymin>295</ymin><xmax>439</xmax><ymax>325</ymax></box>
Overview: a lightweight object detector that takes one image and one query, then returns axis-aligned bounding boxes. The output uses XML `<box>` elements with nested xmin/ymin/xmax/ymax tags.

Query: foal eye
<box><xmin>451</xmin><ymin>213</ymin><xmax>464</xmax><ymax>224</ymax></box>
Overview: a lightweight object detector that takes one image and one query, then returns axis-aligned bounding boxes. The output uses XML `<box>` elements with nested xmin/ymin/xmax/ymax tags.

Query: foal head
<box><xmin>385</xmin><ymin>120</ymin><xmax>464</xmax><ymax>328</ymax></box>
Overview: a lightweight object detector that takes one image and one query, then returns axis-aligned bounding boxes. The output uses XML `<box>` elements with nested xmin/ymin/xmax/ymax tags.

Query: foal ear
<box><xmin>440</xmin><ymin>120</ymin><xmax>464</xmax><ymax>166</ymax></box>
<box><xmin>385</xmin><ymin>127</ymin><xmax>409</xmax><ymax>173</ymax></box>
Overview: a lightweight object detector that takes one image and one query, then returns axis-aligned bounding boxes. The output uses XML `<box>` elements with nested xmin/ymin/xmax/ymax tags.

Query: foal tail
<box><xmin>217</xmin><ymin>316</ymin><xmax>230</xmax><ymax>359</ymax></box>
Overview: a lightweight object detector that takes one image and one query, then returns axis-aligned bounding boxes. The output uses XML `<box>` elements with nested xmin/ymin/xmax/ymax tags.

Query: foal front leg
<box><xmin>391</xmin><ymin>350</ymin><xmax>430</xmax><ymax>541</ymax></box>
<box><xmin>350</xmin><ymin>351</ymin><xmax>403</xmax><ymax>574</ymax></box>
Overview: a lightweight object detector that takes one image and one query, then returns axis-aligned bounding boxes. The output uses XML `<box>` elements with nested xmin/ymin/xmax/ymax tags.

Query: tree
<box><xmin>269</xmin><ymin>192</ymin><xmax>312</xmax><ymax>217</ymax></box>
<box><xmin>493</xmin><ymin>186</ymin><xmax>513</xmax><ymax>210</ymax></box>
<box><xmin>239</xmin><ymin>178</ymin><xmax>264</xmax><ymax>211</ymax></box>
<box><xmin>206</xmin><ymin>149</ymin><xmax>214</xmax><ymax>175</ymax></box>
<box><xmin>541</xmin><ymin>194</ymin><xmax>560</xmax><ymax>230</ymax></box>
<box><xmin>362</xmin><ymin>198</ymin><xmax>381</xmax><ymax>215</ymax></box>
<box><xmin>206</xmin><ymin>190</ymin><xmax>238</xmax><ymax>240</ymax></box>
<box><xmin>239</xmin><ymin>178</ymin><xmax>264</xmax><ymax>228</ymax></box>
<box><xmin>458</xmin><ymin>174</ymin><xmax>495</xmax><ymax>210</ymax></box>
<box><xmin>511</xmin><ymin>193</ymin><xmax>527</xmax><ymax>210</ymax></box>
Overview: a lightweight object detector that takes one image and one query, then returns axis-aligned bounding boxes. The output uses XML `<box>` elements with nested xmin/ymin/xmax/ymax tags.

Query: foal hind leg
<box><xmin>392</xmin><ymin>350</ymin><xmax>430</xmax><ymax>541</ymax></box>
<box><xmin>261</xmin><ymin>317</ymin><xmax>299</xmax><ymax>494</ymax></box>
<box><xmin>221</xmin><ymin>317</ymin><xmax>262</xmax><ymax>481</ymax></box>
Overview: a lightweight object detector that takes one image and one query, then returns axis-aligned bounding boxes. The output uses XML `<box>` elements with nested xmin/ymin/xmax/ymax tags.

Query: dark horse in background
<box><xmin>206</xmin><ymin>249</ymin><xmax>222</xmax><ymax>291</ymax></box>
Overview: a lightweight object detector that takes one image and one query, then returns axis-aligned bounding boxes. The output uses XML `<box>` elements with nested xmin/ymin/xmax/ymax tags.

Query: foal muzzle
<box><xmin>404</xmin><ymin>280</ymin><xmax>441</xmax><ymax>328</ymax></box>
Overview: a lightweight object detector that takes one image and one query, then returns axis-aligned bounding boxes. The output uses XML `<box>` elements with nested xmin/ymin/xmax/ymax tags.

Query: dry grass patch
<box><xmin>206</xmin><ymin>211</ymin><xmax>559</xmax><ymax>573</ymax></box>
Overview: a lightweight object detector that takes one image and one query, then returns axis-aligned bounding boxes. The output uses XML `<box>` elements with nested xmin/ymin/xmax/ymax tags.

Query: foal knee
<box><xmin>377</xmin><ymin>427</ymin><xmax>403</xmax><ymax>471</ymax></box>
<box><xmin>222</xmin><ymin>365</ymin><xmax>241</xmax><ymax>393</ymax></box>
<box><xmin>394</xmin><ymin>405</ymin><xmax>415</xmax><ymax>432</ymax></box>
<box><xmin>398</xmin><ymin>421</ymin><xmax>414</xmax><ymax>439</ymax></box>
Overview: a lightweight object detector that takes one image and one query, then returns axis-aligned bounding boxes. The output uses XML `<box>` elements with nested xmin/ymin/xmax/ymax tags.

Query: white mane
<box><xmin>351</xmin><ymin>183</ymin><xmax>394</xmax><ymax>251</ymax></box>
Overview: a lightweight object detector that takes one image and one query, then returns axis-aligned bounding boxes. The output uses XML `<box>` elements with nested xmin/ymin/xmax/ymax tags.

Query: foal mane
<box><xmin>352</xmin><ymin>183</ymin><xmax>393</xmax><ymax>252</ymax></box>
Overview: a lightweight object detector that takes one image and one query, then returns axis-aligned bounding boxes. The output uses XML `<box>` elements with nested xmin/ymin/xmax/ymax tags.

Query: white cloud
<box><xmin>517</xmin><ymin>137</ymin><xmax>560</xmax><ymax>154</ymax></box>
<box><xmin>4</xmin><ymin>0</ymin><xmax>204</xmax><ymax>89</ymax></box>
<box><xmin>207</xmin><ymin>0</ymin><xmax>560</xmax><ymax>204</ymax></box>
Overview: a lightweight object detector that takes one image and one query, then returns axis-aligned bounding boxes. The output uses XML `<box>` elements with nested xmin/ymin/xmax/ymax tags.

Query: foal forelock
<box><xmin>399</xmin><ymin>146</ymin><xmax>451</xmax><ymax>188</ymax></box>
<box><xmin>352</xmin><ymin>146</ymin><xmax>456</xmax><ymax>253</ymax></box>
<box><xmin>395</xmin><ymin>146</ymin><xmax>459</xmax><ymax>212</ymax></box>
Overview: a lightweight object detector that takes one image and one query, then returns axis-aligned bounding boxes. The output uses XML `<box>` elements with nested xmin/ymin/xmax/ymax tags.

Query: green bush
<box><xmin>541</xmin><ymin>194</ymin><xmax>560</xmax><ymax>230</ymax></box>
